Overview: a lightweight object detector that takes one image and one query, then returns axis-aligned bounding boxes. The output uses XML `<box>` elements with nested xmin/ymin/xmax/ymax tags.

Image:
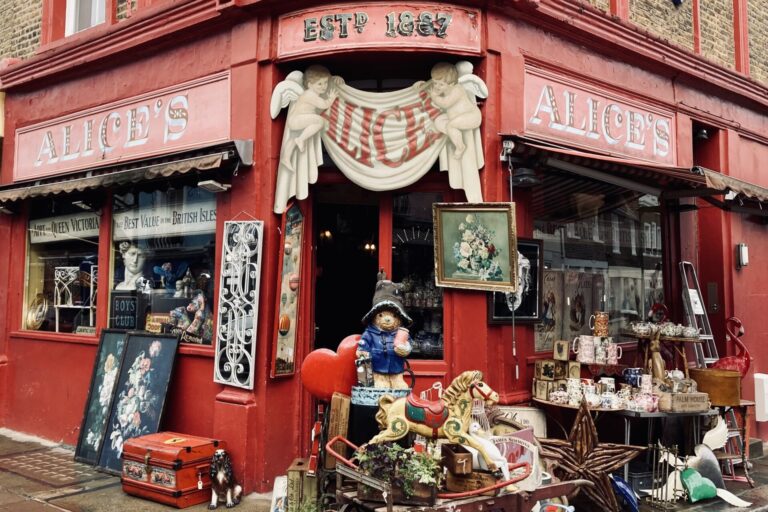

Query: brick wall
<box><xmin>749</xmin><ymin>0</ymin><xmax>768</xmax><ymax>84</ymax></box>
<box><xmin>0</xmin><ymin>0</ymin><xmax>42</xmax><ymax>59</ymax></box>
<box><xmin>630</xmin><ymin>0</ymin><xmax>695</xmax><ymax>52</ymax></box>
<box><xmin>699</xmin><ymin>0</ymin><xmax>734</xmax><ymax>68</ymax></box>
<box><xmin>587</xmin><ymin>0</ymin><xmax>610</xmax><ymax>12</ymax></box>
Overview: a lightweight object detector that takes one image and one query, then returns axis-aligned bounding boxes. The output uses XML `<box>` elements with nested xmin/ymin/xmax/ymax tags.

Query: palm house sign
<box><xmin>270</xmin><ymin>61</ymin><xmax>488</xmax><ymax>214</ymax></box>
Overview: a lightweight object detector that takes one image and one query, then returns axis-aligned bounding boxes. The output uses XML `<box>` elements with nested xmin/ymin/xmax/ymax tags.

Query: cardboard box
<box><xmin>287</xmin><ymin>458</ymin><xmax>308</xmax><ymax>512</ymax></box>
<box><xmin>324</xmin><ymin>392</ymin><xmax>351</xmax><ymax>469</ymax></box>
<box><xmin>535</xmin><ymin>359</ymin><xmax>556</xmax><ymax>381</ymax></box>
<box><xmin>657</xmin><ymin>392</ymin><xmax>710</xmax><ymax>412</ymax></box>
<box><xmin>441</xmin><ymin>443</ymin><xmax>472</xmax><ymax>475</ymax></box>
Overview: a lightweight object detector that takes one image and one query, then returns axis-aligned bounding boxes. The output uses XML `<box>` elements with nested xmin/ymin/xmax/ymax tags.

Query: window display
<box><xmin>392</xmin><ymin>192</ymin><xmax>443</xmax><ymax>360</ymax></box>
<box><xmin>533</xmin><ymin>191</ymin><xmax>663</xmax><ymax>352</ymax></box>
<box><xmin>109</xmin><ymin>186</ymin><xmax>217</xmax><ymax>344</ymax></box>
<box><xmin>24</xmin><ymin>199</ymin><xmax>100</xmax><ymax>334</ymax></box>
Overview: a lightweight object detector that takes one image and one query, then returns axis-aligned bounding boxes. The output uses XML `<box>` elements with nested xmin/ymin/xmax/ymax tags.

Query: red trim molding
<box><xmin>733</xmin><ymin>0</ymin><xmax>750</xmax><ymax>75</ymax></box>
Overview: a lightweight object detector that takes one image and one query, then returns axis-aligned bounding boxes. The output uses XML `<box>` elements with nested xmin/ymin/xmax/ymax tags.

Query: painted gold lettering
<box><xmin>625</xmin><ymin>111</ymin><xmax>646</xmax><ymax>150</ymax></box>
<box><xmin>586</xmin><ymin>98</ymin><xmax>601</xmax><ymax>139</ymax></box>
<box><xmin>61</xmin><ymin>124</ymin><xmax>81</xmax><ymax>161</ymax></box>
<box><xmin>35</xmin><ymin>130</ymin><xmax>58</xmax><ymax>166</ymax></box>
<box><xmin>99</xmin><ymin>112</ymin><xmax>121</xmax><ymax>154</ymax></box>
<box><xmin>165</xmin><ymin>95</ymin><xmax>188</xmax><ymax>143</ymax></box>
<box><xmin>602</xmin><ymin>104</ymin><xmax>622</xmax><ymax>145</ymax></box>
<box><xmin>564</xmin><ymin>91</ymin><xmax>586</xmax><ymax>135</ymax></box>
<box><xmin>336</xmin><ymin>14</ymin><xmax>352</xmax><ymax>38</ymax></box>
<box><xmin>319</xmin><ymin>15</ymin><xmax>334</xmax><ymax>41</ymax></box>
<box><xmin>126</xmin><ymin>106</ymin><xmax>150</xmax><ymax>148</ymax></box>
<box><xmin>82</xmin><ymin>120</ymin><xmax>95</xmax><ymax>157</ymax></box>
<box><xmin>354</xmin><ymin>12</ymin><xmax>368</xmax><ymax>33</ymax></box>
<box><xmin>529</xmin><ymin>85</ymin><xmax>563</xmax><ymax>128</ymax></box>
<box><xmin>303</xmin><ymin>18</ymin><xmax>318</xmax><ymax>41</ymax></box>
<box><xmin>653</xmin><ymin>119</ymin><xmax>670</xmax><ymax>157</ymax></box>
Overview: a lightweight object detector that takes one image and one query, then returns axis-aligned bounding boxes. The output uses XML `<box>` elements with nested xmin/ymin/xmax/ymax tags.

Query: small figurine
<box><xmin>356</xmin><ymin>270</ymin><xmax>413</xmax><ymax>390</ymax></box>
<box><xmin>153</xmin><ymin>261</ymin><xmax>188</xmax><ymax>292</ymax></box>
<box><xmin>186</xmin><ymin>290</ymin><xmax>213</xmax><ymax>339</ymax></box>
<box><xmin>648</xmin><ymin>331</ymin><xmax>666</xmax><ymax>382</ymax></box>
<box><xmin>182</xmin><ymin>268</ymin><xmax>195</xmax><ymax>298</ymax></box>
<box><xmin>209</xmin><ymin>449</ymin><xmax>243</xmax><ymax>509</ymax></box>
<box><xmin>173</xmin><ymin>280</ymin><xmax>185</xmax><ymax>298</ymax></box>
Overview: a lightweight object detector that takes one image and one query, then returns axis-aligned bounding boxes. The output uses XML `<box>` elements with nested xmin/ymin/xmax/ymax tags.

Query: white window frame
<box><xmin>65</xmin><ymin>0</ymin><xmax>106</xmax><ymax>36</ymax></box>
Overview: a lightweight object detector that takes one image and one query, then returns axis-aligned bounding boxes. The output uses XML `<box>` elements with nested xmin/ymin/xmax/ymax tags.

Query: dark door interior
<box><xmin>313</xmin><ymin>185</ymin><xmax>379</xmax><ymax>350</ymax></box>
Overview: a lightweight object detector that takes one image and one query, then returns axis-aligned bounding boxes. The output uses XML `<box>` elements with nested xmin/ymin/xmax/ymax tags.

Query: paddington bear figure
<box><xmin>356</xmin><ymin>270</ymin><xmax>413</xmax><ymax>390</ymax></box>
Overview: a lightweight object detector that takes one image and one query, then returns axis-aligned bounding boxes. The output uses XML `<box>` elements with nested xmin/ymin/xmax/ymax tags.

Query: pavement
<box><xmin>0</xmin><ymin>429</ymin><xmax>271</xmax><ymax>512</ymax></box>
<box><xmin>0</xmin><ymin>428</ymin><xmax>767</xmax><ymax>511</ymax></box>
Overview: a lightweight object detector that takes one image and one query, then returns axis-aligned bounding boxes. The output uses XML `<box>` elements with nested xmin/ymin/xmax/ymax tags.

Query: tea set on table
<box><xmin>546</xmin><ymin>311</ymin><xmax>694</xmax><ymax>413</ymax></box>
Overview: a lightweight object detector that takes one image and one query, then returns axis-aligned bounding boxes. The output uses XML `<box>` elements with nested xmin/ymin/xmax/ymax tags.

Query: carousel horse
<box><xmin>370</xmin><ymin>370</ymin><xmax>502</xmax><ymax>471</ymax></box>
<box><xmin>712</xmin><ymin>316</ymin><xmax>751</xmax><ymax>378</ymax></box>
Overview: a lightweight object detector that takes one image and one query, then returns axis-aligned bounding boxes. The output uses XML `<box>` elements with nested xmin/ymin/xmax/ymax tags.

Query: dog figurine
<box><xmin>209</xmin><ymin>449</ymin><xmax>243</xmax><ymax>509</ymax></box>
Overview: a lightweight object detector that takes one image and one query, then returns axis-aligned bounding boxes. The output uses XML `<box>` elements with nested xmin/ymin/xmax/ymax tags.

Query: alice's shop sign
<box><xmin>14</xmin><ymin>73</ymin><xmax>230</xmax><ymax>182</ymax></box>
<box><xmin>524</xmin><ymin>71</ymin><xmax>676</xmax><ymax>165</ymax></box>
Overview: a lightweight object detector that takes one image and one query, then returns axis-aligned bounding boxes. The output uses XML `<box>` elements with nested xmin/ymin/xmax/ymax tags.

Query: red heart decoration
<box><xmin>300</xmin><ymin>334</ymin><xmax>359</xmax><ymax>401</ymax></box>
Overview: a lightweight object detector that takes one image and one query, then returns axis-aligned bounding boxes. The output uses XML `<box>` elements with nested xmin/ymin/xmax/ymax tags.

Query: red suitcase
<box><xmin>121</xmin><ymin>431</ymin><xmax>223</xmax><ymax>508</ymax></box>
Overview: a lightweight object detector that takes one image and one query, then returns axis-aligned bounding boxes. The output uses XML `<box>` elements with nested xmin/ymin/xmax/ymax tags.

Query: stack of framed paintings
<box><xmin>75</xmin><ymin>330</ymin><xmax>179</xmax><ymax>475</ymax></box>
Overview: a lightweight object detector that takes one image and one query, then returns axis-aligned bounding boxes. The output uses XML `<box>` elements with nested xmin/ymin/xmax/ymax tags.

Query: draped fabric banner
<box><xmin>270</xmin><ymin>61</ymin><xmax>488</xmax><ymax>213</ymax></box>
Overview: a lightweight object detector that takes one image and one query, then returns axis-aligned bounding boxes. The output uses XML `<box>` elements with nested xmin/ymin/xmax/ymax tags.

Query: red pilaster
<box><xmin>733</xmin><ymin>0</ymin><xmax>750</xmax><ymax>74</ymax></box>
<box><xmin>692</xmin><ymin>0</ymin><xmax>701</xmax><ymax>54</ymax></box>
<box><xmin>609</xmin><ymin>0</ymin><xmax>629</xmax><ymax>21</ymax></box>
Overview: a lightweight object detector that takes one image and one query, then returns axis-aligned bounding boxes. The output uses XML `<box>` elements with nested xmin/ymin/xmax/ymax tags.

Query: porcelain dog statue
<box><xmin>209</xmin><ymin>449</ymin><xmax>243</xmax><ymax>509</ymax></box>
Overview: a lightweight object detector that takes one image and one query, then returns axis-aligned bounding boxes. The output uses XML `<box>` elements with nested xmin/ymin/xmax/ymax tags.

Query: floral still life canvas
<box><xmin>433</xmin><ymin>203</ymin><xmax>517</xmax><ymax>292</ymax></box>
<box><xmin>75</xmin><ymin>330</ymin><xmax>128</xmax><ymax>465</ymax></box>
<box><xmin>97</xmin><ymin>333</ymin><xmax>179</xmax><ymax>474</ymax></box>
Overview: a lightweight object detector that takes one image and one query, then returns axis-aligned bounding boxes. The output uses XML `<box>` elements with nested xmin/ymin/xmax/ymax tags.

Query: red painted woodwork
<box><xmin>299</xmin><ymin>335</ymin><xmax>359</xmax><ymax>402</ymax></box>
<box><xmin>733</xmin><ymin>0</ymin><xmax>750</xmax><ymax>75</ymax></box>
<box><xmin>2</xmin><ymin>0</ymin><xmax>768</xmax><ymax>497</ymax></box>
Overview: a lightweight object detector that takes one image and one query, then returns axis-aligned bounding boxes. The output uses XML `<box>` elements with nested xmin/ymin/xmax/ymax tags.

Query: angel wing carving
<box><xmin>270</xmin><ymin>71</ymin><xmax>304</xmax><ymax>119</ymax></box>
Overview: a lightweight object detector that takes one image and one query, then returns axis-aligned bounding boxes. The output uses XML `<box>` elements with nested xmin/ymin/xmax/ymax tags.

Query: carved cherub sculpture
<box><xmin>270</xmin><ymin>65</ymin><xmax>342</xmax><ymax>213</ymax></box>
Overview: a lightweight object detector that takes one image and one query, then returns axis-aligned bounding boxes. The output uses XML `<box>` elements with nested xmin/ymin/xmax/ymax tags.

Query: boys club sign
<box><xmin>271</xmin><ymin>61</ymin><xmax>488</xmax><ymax>213</ymax></box>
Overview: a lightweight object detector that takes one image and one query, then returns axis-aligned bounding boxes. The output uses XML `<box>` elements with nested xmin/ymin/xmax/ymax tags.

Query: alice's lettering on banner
<box><xmin>270</xmin><ymin>61</ymin><xmax>488</xmax><ymax>213</ymax></box>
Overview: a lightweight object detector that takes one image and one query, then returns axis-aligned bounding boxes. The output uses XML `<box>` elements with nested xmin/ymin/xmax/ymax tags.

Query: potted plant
<box><xmin>354</xmin><ymin>442</ymin><xmax>443</xmax><ymax>506</ymax></box>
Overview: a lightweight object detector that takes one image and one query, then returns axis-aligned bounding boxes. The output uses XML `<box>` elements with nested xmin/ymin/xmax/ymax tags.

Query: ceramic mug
<box><xmin>589</xmin><ymin>311</ymin><xmax>610</xmax><ymax>337</ymax></box>
<box><xmin>599</xmin><ymin>377</ymin><xmax>616</xmax><ymax>393</ymax></box>
<box><xmin>640</xmin><ymin>374</ymin><xmax>653</xmax><ymax>394</ymax></box>
<box><xmin>572</xmin><ymin>335</ymin><xmax>596</xmax><ymax>364</ymax></box>
<box><xmin>622</xmin><ymin>367</ymin><xmax>643</xmax><ymax>387</ymax></box>
<box><xmin>600</xmin><ymin>392</ymin><xmax>616</xmax><ymax>409</ymax></box>
<box><xmin>607</xmin><ymin>343</ymin><xmax>623</xmax><ymax>365</ymax></box>
<box><xmin>682</xmin><ymin>325</ymin><xmax>700</xmax><ymax>339</ymax></box>
<box><xmin>594</xmin><ymin>344</ymin><xmax>608</xmax><ymax>365</ymax></box>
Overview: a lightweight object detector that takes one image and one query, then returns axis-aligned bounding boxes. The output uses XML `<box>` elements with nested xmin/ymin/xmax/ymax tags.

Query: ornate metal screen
<box><xmin>214</xmin><ymin>220</ymin><xmax>264</xmax><ymax>388</ymax></box>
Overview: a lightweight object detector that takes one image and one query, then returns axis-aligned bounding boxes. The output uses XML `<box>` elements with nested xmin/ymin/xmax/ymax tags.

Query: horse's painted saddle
<box><xmin>405</xmin><ymin>394</ymin><xmax>448</xmax><ymax>429</ymax></box>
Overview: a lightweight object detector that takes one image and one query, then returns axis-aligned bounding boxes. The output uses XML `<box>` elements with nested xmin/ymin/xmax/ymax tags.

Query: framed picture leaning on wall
<box><xmin>97</xmin><ymin>332</ymin><xmax>179</xmax><ymax>475</ymax></box>
<box><xmin>433</xmin><ymin>202</ymin><xmax>517</xmax><ymax>292</ymax></box>
<box><xmin>74</xmin><ymin>329</ymin><xmax>128</xmax><ymax>465</ymax></box>
<box><xmin>487</xmin><ymin>238</ymin><xmax>542</xmax><ymax>324</ymax></box>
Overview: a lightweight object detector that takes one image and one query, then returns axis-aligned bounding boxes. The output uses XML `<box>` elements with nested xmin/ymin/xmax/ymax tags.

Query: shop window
<box><xmin>65</xmin><ymin>0</ymin><xmax>106</xmax><ymax>36</ymax></box>
<box><xmin>392</xmin><ymin>192</ymin><xmax>443</xmax><ymax>360</ymax></box>
<box><xmin>24</xmin><ymin>199</ymin><xmax>100</xmax><ymax>334</ymax></box>
<box><xmin>534</xmin><ymin>187</ymin><xmax>663</xmax><ymax>352</ymax></box>
<box><xmin>109</xmin><ymin>186</ymin><xmax>216</xmax><ymax>344</ymax></box>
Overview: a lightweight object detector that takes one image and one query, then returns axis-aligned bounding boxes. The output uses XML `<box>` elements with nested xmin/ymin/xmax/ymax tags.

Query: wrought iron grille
<box><xmin>214</xmin><ymin>220</ymin><xmax>264</xmax><ymax>389</ymax></box>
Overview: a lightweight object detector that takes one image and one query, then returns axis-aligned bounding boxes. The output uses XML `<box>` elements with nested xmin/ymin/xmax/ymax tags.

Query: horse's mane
<box><xmin>442</xmin><ymin>370</ymin><xmax>483</xmax><ymax>405</ymax></box>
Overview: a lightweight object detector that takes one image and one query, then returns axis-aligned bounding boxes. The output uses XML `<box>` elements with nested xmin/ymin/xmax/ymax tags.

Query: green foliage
<box><xmin>354</xmin><ymin>442</ymin><xmax>443</xmax><ymax>498</ymax></box>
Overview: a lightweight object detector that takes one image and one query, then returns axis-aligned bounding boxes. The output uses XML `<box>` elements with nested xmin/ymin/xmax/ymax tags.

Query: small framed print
<box><xmin>553</xmin><ymin>361</ymin><xmax>566</xmax><ymax>380</ymax></box>
<box><xmin>553</xmin><ymin>339</ymin><xmax>570</xmax><ymax>361</ymax></box>
<box><xmin>488</xmin><ymin>238</ymin><xmax>543</xmax><ymax>324</ymax></box>
<box><xmin>535</xmin><ymin>359</ymin><xmax>556</xmax><ymax>381</ymax></box>
<box><xmin>534</xmin><ymin>379</ymin><xmax>551</xmax><ymax>400</ymax></box>
<box><xmin>567</xmin><ymin>361</ymin><xmax>581</xmax><ymax>379</ymax></box>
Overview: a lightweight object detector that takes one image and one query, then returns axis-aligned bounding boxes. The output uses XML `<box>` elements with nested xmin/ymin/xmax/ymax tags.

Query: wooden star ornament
<box><xmin>539</xmin><ymin>400</ymin><xmax>646</xmax><ymax>512</ymax></box>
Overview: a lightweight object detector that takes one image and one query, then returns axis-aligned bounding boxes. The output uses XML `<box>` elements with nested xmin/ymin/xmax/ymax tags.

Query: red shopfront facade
<box><xmin>1</xmin><ymin>0</ymin><xmax>768</xmax><ymax>493</ymax></box>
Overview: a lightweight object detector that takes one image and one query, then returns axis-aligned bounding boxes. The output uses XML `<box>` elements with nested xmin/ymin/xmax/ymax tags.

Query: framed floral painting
<box><xmin>97</xmin><ymin>332</ymin><xmax>179</xmax><ymax>475</ymax></box>
<box><xmin>74</xmin><ymin>329</ymin><xmax>128</xmax><ymax>465</ymax></box>
<box><xmin>432</xmin><ymin>203</ymin><xmax>517</xmax><ymax>292</ymax></box>
<box><xmin>487</xmin><ymin>238</ymin><xmax>543</xmax><ymax>323</ymax></box>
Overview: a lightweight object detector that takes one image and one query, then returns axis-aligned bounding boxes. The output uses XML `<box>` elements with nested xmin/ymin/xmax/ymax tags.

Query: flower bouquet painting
<box><xmin>433</xmin><ymin>203</ymin><xmax>517</xmax><ymax>292</ymax></box>
<box><xmin>75</xmin><ymin>330</ymin><xmax>128</xmax><ymax>465</ymax></box>
<box><xmin>97</xmin><ymin>333</ymin><xmax>179</xmax><ymax>475</ymax></box>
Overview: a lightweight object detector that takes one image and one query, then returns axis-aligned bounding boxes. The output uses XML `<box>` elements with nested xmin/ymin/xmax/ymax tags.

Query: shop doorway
<box><xmin>313</xmin><ymin>185</ymin><xmax>379</xmax><ymax>351</ymax></box>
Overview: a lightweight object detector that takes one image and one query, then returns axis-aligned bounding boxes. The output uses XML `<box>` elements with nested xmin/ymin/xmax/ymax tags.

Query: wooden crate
<box><xmin>357</xmin><ymin>482</ymin><xmax>436</xmax><ymax>506</ymax></box>
<box><xmin>441</xmin><ymin>443</ymin><xmax>472</xmax><ymax>475</ymax></box>
<box><xmin>445</xmin><ymin>470</ymin><xmax>499</xmax><ymax>496</ymax></box>
<box><xmin>657</xmin><ymin>392</ymin><xmax>710</xmax><ymax>412</ymax></box>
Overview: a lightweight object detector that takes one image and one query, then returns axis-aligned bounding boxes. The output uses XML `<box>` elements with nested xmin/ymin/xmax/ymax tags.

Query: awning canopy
<box><xmin>0</xmin><ymin>140</ymin><xmax>253</xmax><ymax>205</ymax></box>
<box><xmin>504</xmin><ymin>136</ymin><xmax>768</xmax><ymax>215</ymax></box>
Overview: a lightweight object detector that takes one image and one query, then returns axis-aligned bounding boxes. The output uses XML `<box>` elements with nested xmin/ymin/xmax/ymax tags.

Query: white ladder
<box><xmin>679</xmin><ymin>261</ymin><xmax>719</xmax><ymax>367</ymax></box>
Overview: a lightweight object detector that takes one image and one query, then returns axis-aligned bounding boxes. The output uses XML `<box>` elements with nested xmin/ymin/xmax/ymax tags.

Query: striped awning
<box><xmin>0</xmin><ymin>140</ymin><xmax>252</xmax><ymax>204</ymax></box>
